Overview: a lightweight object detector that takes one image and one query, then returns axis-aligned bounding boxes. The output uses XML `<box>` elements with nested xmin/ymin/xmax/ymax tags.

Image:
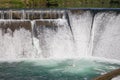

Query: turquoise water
<box><xmin>0</xmin><ymin>58</ymin><xmax>120</xmax><ymax>80</ymax></box>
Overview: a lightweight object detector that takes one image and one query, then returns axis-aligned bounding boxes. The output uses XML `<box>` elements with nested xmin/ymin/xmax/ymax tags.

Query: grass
<box><xmin>0</xmin><ymin>0</ymin><xmax>120</xmax><ymax>8</ymax></box>
<box><xmin>0</xmin><ymin>0</ymin><xmax>24</xmax><ymax>8</ymax></box>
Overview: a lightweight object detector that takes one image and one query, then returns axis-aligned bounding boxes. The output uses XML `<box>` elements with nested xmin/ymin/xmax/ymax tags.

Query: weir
<box><xmin>0</xmin><ymin>9</ymin><xmax>120</xmax><ymax>60</ymax></box>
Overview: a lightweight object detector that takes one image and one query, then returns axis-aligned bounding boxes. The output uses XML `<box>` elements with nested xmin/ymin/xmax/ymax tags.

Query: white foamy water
<box><xmin>0</xmin><ymin>10</ymin><xmax>120</xmax><ymax>60</ymax></box>
<box><xmin>69</xmin><ymin>11</ymin><xmax>93</xmax><ymax>57</ymax></box>
<box><xmin>92</xmin><ymin>12</ymin><xmax>120</xmax><ymax>60</ymax></box>
<box><xmin>0</xmin><ymin>26</ymin><xmax>36</xmax><ymax>59</ymax></box>
<box><xmin>112</xmin><ymin>76</ymin><xmax>120</xmax><ymax>80</ymax></box>
<box><xmin>33</xmin><ymin>19</ymin><xmax>75</xmax><ymax>59</ymax></box>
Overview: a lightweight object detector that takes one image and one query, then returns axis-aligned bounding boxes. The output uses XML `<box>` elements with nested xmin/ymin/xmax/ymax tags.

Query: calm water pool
<box><xmin>0</xmin><ymin>58</ymin><xmax>120</xmax><ymax>80</ymax></box>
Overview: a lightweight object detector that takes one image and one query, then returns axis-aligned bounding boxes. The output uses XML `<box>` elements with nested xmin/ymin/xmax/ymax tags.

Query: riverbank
<box><xmin>0</xmin><ymin>0</ymin><xmax>120</xmax><ymax>8</ymax></box>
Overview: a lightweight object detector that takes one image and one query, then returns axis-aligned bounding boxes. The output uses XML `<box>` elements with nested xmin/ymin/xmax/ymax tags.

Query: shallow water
<box><xmin>0</xmin><ymin>58</ymin><xmax>120</xmax><ymax>80</ymax></box>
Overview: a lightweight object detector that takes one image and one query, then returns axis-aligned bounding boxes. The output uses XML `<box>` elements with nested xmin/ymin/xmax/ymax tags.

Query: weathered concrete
<box><xmin>0</xmin><ymin>10</ymin><xmax>64</xmax><ymax>20</ymax></box>
<box><xmin>70</xmin><ymin>10</ymin><xmax>85</xmax><ymax>14</ymax></box>
<box><xmin>36</xmin><ymin>20</ymin><xmax>57</xmax><ymax>27</ymax></box>
<box><xmin>0</xmin><ymin>21</ymin><xmax>31</xmax><ymax>32</ymax></box>
<box><xmin>12</xmin><ymin>11</ymin><xmax>23</xmax><ymax>19</ymax></box>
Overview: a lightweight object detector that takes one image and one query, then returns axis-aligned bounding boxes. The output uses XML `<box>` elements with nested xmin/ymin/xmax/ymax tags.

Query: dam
<box><xmin>0</xmin><ymin>9</ymin><xmax>120</xmax><ymax>60</ymax></box>
<box><xmin>0</xmin><ymin>9</ymin><xmax>120</xmax><ymax>80</ymax></box>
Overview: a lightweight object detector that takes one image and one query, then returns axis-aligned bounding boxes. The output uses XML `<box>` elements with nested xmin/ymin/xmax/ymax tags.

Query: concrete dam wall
<box><xmin>0</xmin><ymin>9</ymin><xmax>120</xmax><ymax>60</ymax></box>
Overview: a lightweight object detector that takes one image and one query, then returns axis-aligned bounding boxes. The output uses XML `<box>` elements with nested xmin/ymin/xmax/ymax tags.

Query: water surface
<box><xmin>0</xmin><ymin>58</ymin><xmax>120</xmax><ymax>80</ymax></box>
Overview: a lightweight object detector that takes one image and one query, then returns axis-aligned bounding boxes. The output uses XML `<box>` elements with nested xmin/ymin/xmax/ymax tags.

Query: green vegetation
<box><xmin>0</xmin><ymin>0</ymin><xmax>24</xmax><ymax>8</ymax></box>
<box><xmin>0</xmin><ymin>0</ymin><xmax>120</xmax><ymax>8</ymax></box>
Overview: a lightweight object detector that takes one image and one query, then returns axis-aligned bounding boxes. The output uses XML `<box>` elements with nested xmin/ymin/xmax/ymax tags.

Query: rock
<box><xmin>94</xmin><ymin>68</ymin><xmax>120</xmax><ymax>80</ymax></box>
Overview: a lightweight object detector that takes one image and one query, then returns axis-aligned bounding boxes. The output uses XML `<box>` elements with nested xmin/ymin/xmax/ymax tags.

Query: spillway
<box><xmin>0</xmin><ymin>9</ymin><xmax>120</xmax><ymax>60</ymax></box>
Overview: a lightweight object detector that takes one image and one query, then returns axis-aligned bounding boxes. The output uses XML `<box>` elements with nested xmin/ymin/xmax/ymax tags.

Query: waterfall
<box><xmin>92</xmin><ymin>12</ymin><xmax>120</xmax><ymax>60</ymax></box>
<box><xmin>0</xmin><ymin>9</ymin><xmax>120</xmax><ymax>60</ymax></box>
<box><xmin>0</xmin><ymin>20</ymin><xmax>36</xmax><ymax>58</ymax></box>
<box><xmin>68</xmin><ymin>10</ymin><xmax>93</xmax><ymax>57</ymax></box>
<box><xmin>32</xmin><ymin>19</ymin><xmax>75</xmax><ymax>58</ymax></box>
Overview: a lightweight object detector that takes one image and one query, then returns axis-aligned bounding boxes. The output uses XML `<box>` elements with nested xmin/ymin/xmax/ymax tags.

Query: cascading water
<box><xmin>92</xmin><ymin>12</ymin><xmax>120</xmax><ymax>60</ymax></box>
<box><xmin>68</xmin><ymin>11</ymin><xmax>93</xmax><ymax>57</ymax></box>
<box><xmin>0</xmin><ymin>20</ymin><xmax>36</xmax><ymax>58</ymax></box>
<box><xmin>0</xmin><ymin>9</ymin><xmax>120</xmax><ymax>60</ymax></box>
<box><xmin>0</xmin><ymin>9</ymin><xmax>120</xmax><ymax>80</ymax></box>
<box><xmin>32</xmin><ymin>19</ymin><xmax>75</xmax><ymax>58</ymax></box>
